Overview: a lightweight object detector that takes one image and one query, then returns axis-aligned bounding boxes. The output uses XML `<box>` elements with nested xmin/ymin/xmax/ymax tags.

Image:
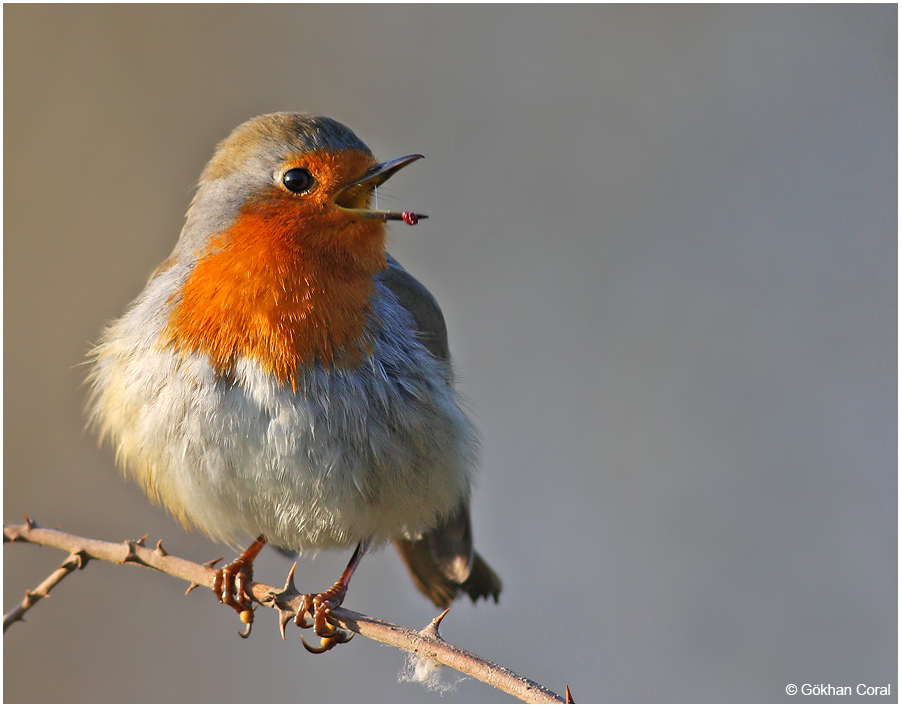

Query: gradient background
<box><xmin>4</xmin><ymin>5</ymin><xmax>896</xmax><ymax>703</ymax></box>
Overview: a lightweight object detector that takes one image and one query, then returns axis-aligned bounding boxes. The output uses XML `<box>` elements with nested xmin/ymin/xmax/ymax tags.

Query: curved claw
<box><xmin>237</xmin><ymin>607</ymin><xmax>255</xmax><ymax>638</ymax></box>
<box><xmin>295</xmin><ymin>614</ymin><xmax>313</xmax><ymax>629</ymax></box>
<box><xmin>317</xmin><ymin>620</ymin><xmax>340</xmax><ymax>638</ymax></box>
<box><xmin>313</xmin><ymin>605</ymin><xmax>340</xmax><ymax>638</ymax></box>
<box><xmin>290</xmin><ymin>542</ymin><xmax>365</xmax><ymax>653</ymax></box>
<box><xmin>301</xmin><ymin>628</ymin><xmax>354</xmax><ymax>653</ymax></box>
<box><xmin>294</xmin><ymin>594</ymin><xmax>342</xmax><ymax>635</ymax></box>
<box><xmin>302</xmin><ymin>635</ymin><xmax>337</xmax><ymax>654</ymax></box>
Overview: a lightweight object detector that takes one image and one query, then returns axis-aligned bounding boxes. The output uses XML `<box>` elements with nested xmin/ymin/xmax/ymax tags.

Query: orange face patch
<box><xmin>163</xmin><ymin>149</ymin><xmax>388</xmax><ymax>386</ymax></box>
<box><xmin>276</xmin><ymin>149</ymin><xmax>376</xmax><ymax>205</ymax></box>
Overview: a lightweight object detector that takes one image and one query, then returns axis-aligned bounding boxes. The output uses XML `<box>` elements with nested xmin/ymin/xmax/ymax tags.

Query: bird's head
<box><xmin>162</xmin><ymin>113</ymin><xmax>426</xmax><ymax>383</ymax></box>
<box><xmin>179</xmin><ymin>113</ymin><xmax>425</xmax><ymax>261</ymax></box>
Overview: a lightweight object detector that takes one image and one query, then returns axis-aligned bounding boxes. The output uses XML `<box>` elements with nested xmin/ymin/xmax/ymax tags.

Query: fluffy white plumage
<box><xmin>88</xmin><ymin>272</ymin><xmax>476</xmax><ymax>552</ymax></box>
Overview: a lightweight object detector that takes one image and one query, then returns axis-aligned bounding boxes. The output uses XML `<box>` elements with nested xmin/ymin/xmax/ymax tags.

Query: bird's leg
<box><xmin>295</xmin><ymin>541</ymin><xmax>367</xmax><ymax>653</ymax></box>
<box><xmin>212</xmin><ymin>535</ymin><xmax>266</xmax><ymax>637</ymax></box>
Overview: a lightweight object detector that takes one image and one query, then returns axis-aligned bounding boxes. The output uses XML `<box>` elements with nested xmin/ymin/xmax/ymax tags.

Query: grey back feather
<box><xmin>380</xmin><ymin>255</ymin><xmax>501</xmax><ymax>608</ymax></box>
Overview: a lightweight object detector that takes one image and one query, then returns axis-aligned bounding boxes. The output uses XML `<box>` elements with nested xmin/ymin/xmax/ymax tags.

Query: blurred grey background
<box><xmin>4</xmin><ymin>5</ymin><xmax>895</xmax><ymax>703</ymax></box>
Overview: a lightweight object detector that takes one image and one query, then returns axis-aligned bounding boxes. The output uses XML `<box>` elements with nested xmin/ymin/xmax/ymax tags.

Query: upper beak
<box><xmin>333</xmin><ymin>154</ymin><xmax>428</xmax><ymax>222</ymax></box>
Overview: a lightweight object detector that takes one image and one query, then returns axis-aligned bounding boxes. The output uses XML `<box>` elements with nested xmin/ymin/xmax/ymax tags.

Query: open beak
<box><xmin>333</xmin><ymin>154</ymin><xmax>428</xmax><ymax>223</ymax></box>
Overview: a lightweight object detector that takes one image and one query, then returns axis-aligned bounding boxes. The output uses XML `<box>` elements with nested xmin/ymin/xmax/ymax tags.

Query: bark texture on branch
<box><xmin>4</xmin><ymin>520</ymin><xmax>568</xmax><ymax>704</ymax></box>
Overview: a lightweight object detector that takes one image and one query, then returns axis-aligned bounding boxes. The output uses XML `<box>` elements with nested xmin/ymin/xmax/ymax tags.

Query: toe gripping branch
<box><xmin>293</xmin><ymin>541</ymin><xmax>365</xmax><ymax>654</ymax></box>
<box><xmin>213</xmin><ymin>537</ymin><xmax>366</xmax><ymax>653</ymax></box>
<box><xmin>212</xmin><ymin>535</ymin><xmax>266</xmax><ymax>638</ymax></box>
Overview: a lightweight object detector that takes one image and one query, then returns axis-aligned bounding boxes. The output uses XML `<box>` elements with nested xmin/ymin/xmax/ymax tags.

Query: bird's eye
<box><xmin>282</xmin><ymin>168</ymin><xmax>314</xmax><ymax>194</ymax></box>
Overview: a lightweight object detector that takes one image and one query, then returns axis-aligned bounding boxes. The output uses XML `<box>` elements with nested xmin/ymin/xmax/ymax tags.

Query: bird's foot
<box><xmin>294</xmin><ymin>579</ymin><xmax>355</xmax><ymax>653</ymax></box>
<box><xmin>212</xmin><ymin>535</ymin><xmax>266</xmax><ymax>638</ymax></box>
<box><xmin>292</xmin><ymin>541</ymin><xmax>365</xmax><ymax>653</ymax></box>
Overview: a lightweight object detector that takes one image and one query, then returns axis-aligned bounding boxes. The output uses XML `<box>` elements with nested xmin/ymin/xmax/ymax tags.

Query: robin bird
<box><xmin>88</xmin><ymin>113</ymin><xmax>501</xmax><ymax>650</ymax></box>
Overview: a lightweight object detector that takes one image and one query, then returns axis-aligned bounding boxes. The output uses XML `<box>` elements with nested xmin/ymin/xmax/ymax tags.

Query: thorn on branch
<box><xmin>273</xmin><ymin>562</ymin><xmax>302</xmax><ymax>640</ymax></box>
<box><xmin>566</xmin><ymin>685</ymin><xmax>575</xmax><ymax>703</ymax></box>
<box><xmin>186</xmin><ymin>558</ymin><xmax>223</xmax><ymax>595</ymax></box>
<box><xmin>282</xmin><ymin>561</ymin><xmax>298</xmax><ymax>593</ymax></box>
<box><xmin>154</xmin><ymin>540</ymin><xmax>168</xmax><ymax>557</ymax></box>
<box><xmin>120</xmin><ymin>540</ymin><xmax>144</xmax><ymax>565</ymax></box>
<box><xmin>278</xmin><ymin>608</ymin><xmax>294</xmax><ymax>640</ymax></box>
<box><xmin>3</xmin><ymin>550</ymin><xmax>90</xmax><ymax>632</ymax></box>
<box><xmin>4</xmin><ymin>522</ymin><xmax>569</xmax><ymax>702</ymax></box>
<box><xmin>420</xmin><ymin>608</ymin><xmax>451</xmax><ymax>642</ymax></box>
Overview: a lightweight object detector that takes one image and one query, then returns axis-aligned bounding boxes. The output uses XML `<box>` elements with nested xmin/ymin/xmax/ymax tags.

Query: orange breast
<box><xmin>162</xmin><ymin>193</ymin><xmax>387</xmax><ymax>388</ymax></box>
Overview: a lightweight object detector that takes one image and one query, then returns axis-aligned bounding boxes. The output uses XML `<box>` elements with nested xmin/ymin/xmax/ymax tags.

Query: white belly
<box><xmin>89</xmin><ymin>279</ymin><xmax>476</xmax><ymax>551</ymax></box>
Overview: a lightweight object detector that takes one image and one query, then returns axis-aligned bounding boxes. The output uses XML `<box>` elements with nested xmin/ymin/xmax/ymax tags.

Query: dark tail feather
<box><xmin>395</xmin><ymin>536</ymin><xmax>502</xmax><ymax>609</ymax></box>
<box><xmin>462</xmin><ymin>551</ymin><xmax>502</xmax><ymax>604</ymax></box>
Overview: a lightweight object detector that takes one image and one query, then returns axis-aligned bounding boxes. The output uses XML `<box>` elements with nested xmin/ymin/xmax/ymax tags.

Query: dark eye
<box><xmin>282</xmin><ymin>168</ymin><xmax>314</xmax><ymax>193</ymax></box>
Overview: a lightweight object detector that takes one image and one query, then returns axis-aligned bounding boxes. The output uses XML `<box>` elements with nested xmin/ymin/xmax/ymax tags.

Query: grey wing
<box><xmin>380</xmin><ymin>254</ymin><xmax>451</xmax><ymax>363</ymax></box>
<box><xmin>380</xmin><ymin>254</ymin><xmax>502</xmax><ymax>608</ymax></box>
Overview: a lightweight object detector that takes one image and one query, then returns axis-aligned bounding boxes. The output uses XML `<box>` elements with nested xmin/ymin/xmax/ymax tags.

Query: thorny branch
<box><xmin>3</xmin><ymin>548</ymin><xmax>90</xmax><ymax>631</ymax></box>
<box><xmin>4</xmin><ymin>519</ymin><xmax>572</xmax><ymax>704</ymax></box>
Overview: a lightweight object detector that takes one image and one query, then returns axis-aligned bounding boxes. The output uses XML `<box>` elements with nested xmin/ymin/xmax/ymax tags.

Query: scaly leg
<box><xmin>295</xmin><ymin>541</ymin><xmax>367</xmax><ymax>653</ymax></box>
<box><xmin>212</xmin><ymin>535</ymin><xmax>266</xmax><ymax>637</ymax></box>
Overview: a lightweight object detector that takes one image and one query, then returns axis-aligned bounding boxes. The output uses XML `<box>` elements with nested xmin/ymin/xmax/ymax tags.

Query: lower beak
<box><xmin>333</xmin><ymin>154</ymin><xmax>428</xmax><ymax>222</ymax></box>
